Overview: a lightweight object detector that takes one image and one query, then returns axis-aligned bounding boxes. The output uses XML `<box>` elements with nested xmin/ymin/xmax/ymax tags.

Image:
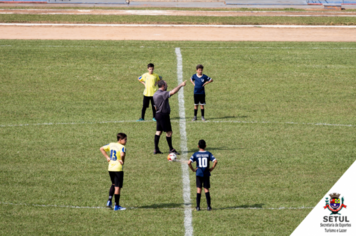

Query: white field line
<box><xmin>0</xmin><ymin>120</ymin><xmax>353</xmax><ymax>128</ymax></box>
<box><xmin>0</xmin><ymin>202</ymin><xmax>313</xmax><ymax>210</ymax></box>
<box><xmin>175</xmin><ymin>47</ymin><xmax>193</xmax><ymax>236</ymax></box>
<box><xmin>1</xmin><ymin>23</ymin><xmax>356</xmax><ymax>28</ymax></box>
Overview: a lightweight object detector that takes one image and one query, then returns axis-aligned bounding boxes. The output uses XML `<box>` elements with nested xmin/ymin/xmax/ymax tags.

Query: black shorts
<box><xmin>109</xmin><ymin>171</ymin><xmax>124</xmax><ymax>188</ymax></box>
<box><xmin>143</xmin><ymin>96</ymin><xmax>154</xmax><ymax>108</ymax></box>
<box><xmin>194</xmin><ymin>94</ymin><xmax>206</xmax><ymax>105</ymax></box>
<box><xmin>196</xmin><ymin>175</ymin><xmax>210</xmax><ymax>189</ymax></box>
<box><xmin>155</xmin><ymin>113</ymin><xmax>172</xmax><ymax>132</ymax></box>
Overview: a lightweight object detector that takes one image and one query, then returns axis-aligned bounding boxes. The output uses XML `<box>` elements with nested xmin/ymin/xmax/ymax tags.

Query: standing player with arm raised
<box><xmin>188</xmin><ymin>140</ymin><xmax>218</xmax><ymax>211</ymax></box>
<box><xmin>190</xmin><ymin>64</ymin><xmax>213</xmax><ymax>122</ymax></box>
<box><xmin>153</xmin><ymin>79</ymin><xmax>186</xmax><ymax>155</ymax></box>
<box><xmin>137</xmin><ymin>63</ymin><xmax>162</xmax><ymax>122</ymax></box>
<box><xmin>99</xmin><ymin>133</ymin><xmax>127</xmax><ymax>211</ymax></box>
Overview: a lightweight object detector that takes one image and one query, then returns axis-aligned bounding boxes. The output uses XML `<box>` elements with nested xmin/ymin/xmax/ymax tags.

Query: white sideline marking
<box><xmin>0</xmin><ymin>201</ymin><xmax>313</xmax><ymax>210</ymax></box>
<box><xmin>1</xmin><ymin>23</ymin><xmax>356</xmax><ymax>28</ymax></box>
<box><xmin>175</xmin><ymin>47</ymin><xmax>193</xmax><ymax>236</ymax></box>
<box><xmin>0</xmin><ymin>120</ymin><xmax>354</xmax><ymax>128</ymax></box>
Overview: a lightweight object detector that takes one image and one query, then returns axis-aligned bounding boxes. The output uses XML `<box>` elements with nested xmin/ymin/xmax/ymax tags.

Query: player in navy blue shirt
<box><xmin>188</xmin><ymin>140</ymin><xmax>218</xmax><ymax>211</ymax></box>
<box><xmin>190</xmin><ymin>64</ymin><xmax>213</xmax><ymax>121</ymax></box>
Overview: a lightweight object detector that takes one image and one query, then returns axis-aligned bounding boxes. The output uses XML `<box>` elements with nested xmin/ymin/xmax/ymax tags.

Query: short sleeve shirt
<box><xmin>153</xmin><ymin>90</ymin><xmax>171</xmax><ymax>114</ymax></box>
<box><xmin>138</xmin><ymin>73</ymin><xmax>161</xmax><ymax>97</ymax></box>
<box><xmin>189</xmin><ymin>151</ymin><xmax>216</xmax><ymax>177</ymax></box>
<box><xmin>191</xmin><ymin>74</ymin><xmax>212</xmax><ymax>95</ymax></box>
<box><xmin>102</xmin><ymin>142</ymin><xmax>126</xmax><ymax>172</ymax></box>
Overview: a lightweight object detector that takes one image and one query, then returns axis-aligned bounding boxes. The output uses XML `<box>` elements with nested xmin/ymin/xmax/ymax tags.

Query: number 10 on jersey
<box><xmin>198</xmin><ymin>158</ymin><xmax>208</xmax><ymax>167</ymax></box>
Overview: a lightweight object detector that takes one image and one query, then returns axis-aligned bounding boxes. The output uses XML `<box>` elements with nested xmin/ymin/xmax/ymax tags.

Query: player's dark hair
<box><xmin>147</xmin><ymin>63</ymin><xmax>154</xmax><ymax>68</ymax></box>
<box><xmin>196</xmin><ymin>64</ymin><xmax>204</xmax><ymax>70</ymax></box>
<box><xmin>198</xmin><ymin>140</ymin><xmax>206</xmax><ymax>149</ymax></box>
<box><xmin>158</xmin><ymin>80</ymin><xmax>166</xmax><ymax>88</ymax></box>
<box><xmin>117</xmin><ymin>133</ymin><xmax>127</xmax><ymax>141</ymax></box>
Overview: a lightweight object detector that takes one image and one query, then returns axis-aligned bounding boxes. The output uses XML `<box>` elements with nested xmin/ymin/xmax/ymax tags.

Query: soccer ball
<box><xmin>167</xmin><ymin>153</ymin><xmax>177</xmax><ymax>162</ymax></box>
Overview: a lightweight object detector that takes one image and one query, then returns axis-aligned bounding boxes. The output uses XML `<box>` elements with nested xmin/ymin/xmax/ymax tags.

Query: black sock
<box><xmin>201</xmin><ymin>109</ymin><xmax>205</xmax><ymax>117</ymax></box>
<box><xmin>108</xmin><ymin>185</ymin><xmax>115</xmax><ymax>201</ymax></box>
<box><xmin>166</xmin><ymin>136</ymin><xmax>173</xmax><ymax>150</ymax></box>
<box><xmin>194</xmin><ymin>109</ymin><xmax>197</xmax><ymax>117</ymax></box>
<box><xmin>152</xmin><ymin>103</ymin><xmax>156</xmax><ymax>118</ymax></box>
<box><xmin>141</xmin><ymin>107</ymin><xmax>146</xmax><ymax>120</ymax></box>
<box><xmin>205</xmin><ymin>192</ymin><xmax>211</xmax><ymax>207</ymax></box>
<box><xmin>154</xmin><ymin>135</ymin><xmax>161</xmax><ymax>151</ymax></box>
<box><xmin>197</xmin><ymin>193</ymin><xmax>201</xmax><ymax>208</ymax></box>
<box><xmin>115</xmin><ymin>194</ymin><xmax>120</xmax><ymax>206</ymax></box>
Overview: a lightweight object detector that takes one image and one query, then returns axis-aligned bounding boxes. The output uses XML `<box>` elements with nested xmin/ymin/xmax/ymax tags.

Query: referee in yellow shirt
<box><xmin>100</xmin><ymin>133</ymin><xmax>127</xmax><ymax>211</ymax></box>
<box><xmin>137</xmin><ymin>63</ymin><xmax>162</xmax><ymax>122</ymax></box>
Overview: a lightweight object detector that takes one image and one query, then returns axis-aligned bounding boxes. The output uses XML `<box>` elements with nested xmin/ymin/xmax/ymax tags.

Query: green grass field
<box><xmin>0</xmin><ymin>40</ymin><xmax>355</xmax><ymax>235</ymax></box>
<box><xmin>1</xmin><ymin>14</ymin><xmax>356</xmax><ymax>25</ymax></box>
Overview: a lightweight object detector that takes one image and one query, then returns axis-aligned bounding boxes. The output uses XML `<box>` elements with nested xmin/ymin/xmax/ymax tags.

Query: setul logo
<box><xmin>324</xmin><ymin>193</ymin><xmax>347</xmax><ymax>215</ymax></box>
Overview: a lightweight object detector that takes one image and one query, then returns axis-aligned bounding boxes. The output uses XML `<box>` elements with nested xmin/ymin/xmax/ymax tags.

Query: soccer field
<box><xmin>0</xmin><ymin>40</ymin><xmax>355</xmax><ymax>235</ymax></box>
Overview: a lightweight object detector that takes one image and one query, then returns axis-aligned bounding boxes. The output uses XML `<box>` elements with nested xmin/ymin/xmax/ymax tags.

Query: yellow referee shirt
<box><xmin>138</xmin><ymin>72</ymin><xmax>161</xmax><ymax>97</ymax></box>
<box><xmin>102</xmin><ymin>142</ymin><xmax>126</xmax><ymax>172</ymax></box>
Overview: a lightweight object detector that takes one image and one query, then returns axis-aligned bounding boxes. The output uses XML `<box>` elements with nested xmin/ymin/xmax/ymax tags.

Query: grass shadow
<box><xmin>203</xmin><ymin>115</ymin><xmax>249</xmax><ymax>120</ymax></box>
<box><xmin>170</xmin><ymin>115</ymin><xmax>248</xmax><ymax>121</ymax></box>
<box><xmin>187</xmin><ymin>146</ymin><xmax>243</xmax><ymax>153</ymax></box>
<box><xmin>215</xmin><ymin>203</ymin><xmax>265</xmax><ymax>210</ymax></box>
<box><xmin>137</xmin><ymin>203</ymin><xmax>190</xmax><ymax>209</ymax></box>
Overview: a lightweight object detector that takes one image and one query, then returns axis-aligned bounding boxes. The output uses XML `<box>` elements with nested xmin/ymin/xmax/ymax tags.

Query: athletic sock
<box><xmin>108</xmin><ymin>185</ymin><xmax>115</xmax><ymax>201</ymax></box>
<box><xmin>166</xmin><ymin>136</ymin><xmax>173</xmax><ymax>150</ymax></box>
<box><xmin>205</xmin><ymin>192</ymin><xmax>211</xmax><ymax>208</ymax></box>
<box><xmin>115</xmin><ymin>194</ymin><xmax>120</xmax><ymax>206</ymax></box>
<box><xmin>152</xmin><ymin>104</ymin><xmax>156</xmax><ymax>118</ymax></box>
<box><xmin>197</xmin><ymin>193</ymin><xmax>201</xmax><ymax>208</ymax></box>
<box><xmin>201</xmin><ymin>109</ymin><xmax>205</xmax><ymax>117</ymax></box>
<box><xmin>154</xmin><ymin>135</ymin><xmax>161</xmax><ymax>150</ymax></box>
<box><xmin>141</xmin><ymin>107</ymin><xmax>146</xmax><ymax>120</ymax></box>
<box><xmin>194</xmin><ymin>109</ymin><xmax>197</xmax><ymax>117</ymax></box>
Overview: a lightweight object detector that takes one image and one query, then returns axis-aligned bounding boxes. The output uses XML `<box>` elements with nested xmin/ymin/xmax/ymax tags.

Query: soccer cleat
<box><xmin>201</xmin><ymin>117</ymin><xmax>206</xmax><ymax>122</ymax></box>
<box><xmin>169</xmin><ymin>149</ymin><xmax>180</xmax><ymax>155</ymax></box>
<box><xmin>114</xmin><ymin>205</ymin><xmax>126</xmax><ymax>211</ymax></box>
<box><xmin>191</xmin><ymin>117</ymin><xmax>197</xmax><ymax>121</ymax></box>
<box><xmin>196</xmin><ymin>207</ymin><xmax>200</xmax><ymax>211</ymax></box>
<box><xmin>106</xmin><ymin>200</ymin><xmax>112</xmax><ymax>209</ymax></box>
<box><xmin>154</xmin><ymin>149</ymin><xmax>163</xmax><ymax>154</ymax></box>
<box><xmin>207</xmin><ymin>206</ymin><xmax>212</xmax><ymax>211</ymax></box>
<box><xmin>152</xmin><ymin>118</ymin><xmax>157</xmax><ymax>122</ymax></box>
<box><xmin>137</xmin><ymin>118</ymin><xmax>144</xmax><ymax>122</ymax></box>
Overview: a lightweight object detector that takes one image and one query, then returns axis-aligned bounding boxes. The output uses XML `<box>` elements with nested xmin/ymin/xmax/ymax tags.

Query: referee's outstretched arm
<box><xmin>169</xmin><ymin>80</ymin><xmax>187</xmax><ymax>96</ymax></box>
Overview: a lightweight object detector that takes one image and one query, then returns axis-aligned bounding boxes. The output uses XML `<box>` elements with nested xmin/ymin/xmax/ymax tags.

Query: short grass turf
<box><xmin>1</xmin><ymin>14</ymin><xmax>356</xmax><ymax>25</ymax></box>
<box><xmin>0</xmin><ymin>40</ymin><xmax>355</xmax><ymax>235</ymax></box>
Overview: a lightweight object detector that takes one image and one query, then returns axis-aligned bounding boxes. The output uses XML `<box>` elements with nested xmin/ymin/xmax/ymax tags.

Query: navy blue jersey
<box><xmin>191</xmin><ymin>74</ymin><xmax>212</xmax><ymax>95</ymax></box>
<box><xmin>189</xmin><ymin>151</ymin><xmax>216</xmax><ymax>177</ymax></box>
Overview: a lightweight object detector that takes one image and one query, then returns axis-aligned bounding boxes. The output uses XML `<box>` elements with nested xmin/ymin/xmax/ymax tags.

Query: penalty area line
<box><xmin>0</xmin><ymin>120</ymin><xmax>353</xmax><ymax>128</ymax></box>
<box><xmin>0</xmin><ymin>202</ymin><xmax>313</xmax><ymax>210</ymax></box>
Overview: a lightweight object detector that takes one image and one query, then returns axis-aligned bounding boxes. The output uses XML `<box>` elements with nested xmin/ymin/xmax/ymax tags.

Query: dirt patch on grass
<box><xmin>1</xmin><ymin>24</ymin><xmax>356</xmax><ymax>41</ymax></box>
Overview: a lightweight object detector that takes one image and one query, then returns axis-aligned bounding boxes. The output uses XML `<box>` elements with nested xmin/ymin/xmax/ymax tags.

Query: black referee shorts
<box><xmin>194</xmin><ymin>94</ymin><xmax>206</xmax><ymax>105</ymax></box>
<box><xmin>196</xmin><ymin>176</ymin><xmax>210</xmax><ymax>189</ymax></box>
<box><xmin>155</xmin><ymin>113</ymin><xmax>172</xmax><ymax>132</ymax></box>
<box><xmin>143</xmin><ymin>96</ymin><xmax>154</xmax><ymax>108</ymax></box>
<box><xmin>109</xmin><ymin>171</ymin><xmax>124</xmax><ymax>188</ymax></box>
